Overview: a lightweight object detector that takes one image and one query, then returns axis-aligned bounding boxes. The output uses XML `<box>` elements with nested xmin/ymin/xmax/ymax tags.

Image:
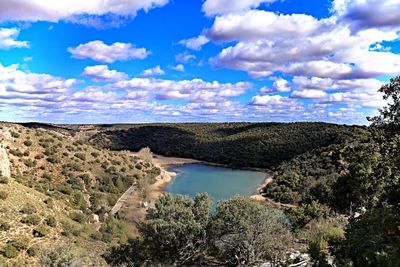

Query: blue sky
<box><xmin>0</xmin><ymin>0</ymin><xmax>399</xmax><ymax>124</ymax></box>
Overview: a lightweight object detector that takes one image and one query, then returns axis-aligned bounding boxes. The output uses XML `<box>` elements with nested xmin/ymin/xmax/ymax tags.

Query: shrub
<box><xmin>69</xmin><ymin>212</ymin><xmax>87</xmax><ymax>224</ymax></box>
<box><xmin>0</xmin><ymin>221</ymin><xmax>10</xmax><ymax>231</ymax></box>
<box><xmin>42</xmin><ymin>173</ymin><xmax>53</xmax><ymax>181</ymax></box>
<box><xmin>20</xmin><ymin>203</ymin><xmax>37</xmax><ymax>214</ymax></box>
<box><xmin>74</xmin><ymin>153</ymin><xmax>86</xmax><ymax>161</ymax></box>
<box><xmin>47</xmin><ymin>156</ymin><xmax>59</xmax><ymax>164</ymax></box>
<box><xmin>0</xmin><ymin>191</ymin><xmax>8</xmax><ymax>200</ymax></box>
<box><xmin>44</xmin><ymin>198</ymin><xmax>54</xmax><ymax>208</ymax></box>
<box><xmin>8</xmin><ymin>236</ymin><xmax>30</xmax><ymax>251</ymax></box>
<box><xmin>38</xmin><ymin>244</ymin><xmax>74</xmax><ymax>266</ymax></box>
<box><xmin>24</xmin><ymin>159</ymin><xmax>36</xmax><ymax>167</ymax></box>
<box><xmin>91</xmin><ymin>152</ymin><xmax>100</xmax><ymax>158</ymax></box>
<box><xmin>23</xmin><ymin>140</ymin><xmax>33</xmax><ymax>146</ymax></box>
<box><xmin>21</xmin><ymin>214</ymin><xmax>41</xmax><ymax>225</ymax></box>
<box><xmin>46</xmin><ymin>216</ymin><xmax>57</xmax><ymax>227</ymax></box>
<box><xmin>0</xmin><ymin>176</ymin><xmax>9</xmax><ymax>184</ymax></box>
<box><xmin>27</xmin><ymin>245</ymin><xmax>40</xmax><ymax>257</ymax></box>
<box><xmin>33</xmin><ymin>225</ymin><xmax>50</xmax><ymax>237</ymax></box>
<box><xmin>3</xmin><ymin>244</ymin><xmax>18</xmax><ymax>258</ymax></box>
<box><xmin>10</xmin><ymin>131</ymin><xmax>20</xmax><ymax>138</ymax></box>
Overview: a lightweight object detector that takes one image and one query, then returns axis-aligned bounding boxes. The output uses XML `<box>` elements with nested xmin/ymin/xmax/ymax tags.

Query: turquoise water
<box><xmin>165</xmin><ymin>163</ymin><xmax>266</xmax><ymax>204</ymax></box>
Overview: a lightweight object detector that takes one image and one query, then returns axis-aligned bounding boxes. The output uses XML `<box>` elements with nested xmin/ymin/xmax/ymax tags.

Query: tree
<box><xmin>368</xmin><ymin>76</ymin><xmax>400</xmax><ymax>130</ymax></box>
<box><xmin>209</xmin><ymin>196</ymin><xmax>292</xmax><ymax>266</ymax></box>
<box><xmin>105</xmin><ymin>193</ymin><xmax>212</xmax><ymax>266</ymax></box>
<box><xmin>332</xmin><ymin>207</ymin><xmax>400</xmax><ymax>267</ymax></box>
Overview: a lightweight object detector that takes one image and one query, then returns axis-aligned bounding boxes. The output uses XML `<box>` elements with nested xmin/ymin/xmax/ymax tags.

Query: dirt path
<box><xmin>110</xmin><ymin>184</ymin><xmax>137</xmax><ymax>216</ymax></box>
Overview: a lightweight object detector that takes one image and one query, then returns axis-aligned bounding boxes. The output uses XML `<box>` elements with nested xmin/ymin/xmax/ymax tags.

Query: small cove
<box><xmin>165</xmin><ymin>163</ymin><xmax>266</xmax><ymax>205</ymax></box>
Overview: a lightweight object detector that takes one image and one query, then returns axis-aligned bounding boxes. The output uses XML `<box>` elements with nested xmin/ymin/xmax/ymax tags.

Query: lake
<box><xmin>165</xmin><ymin>163</ymin><xmax>266</xmax><ymax>205</ymax></box>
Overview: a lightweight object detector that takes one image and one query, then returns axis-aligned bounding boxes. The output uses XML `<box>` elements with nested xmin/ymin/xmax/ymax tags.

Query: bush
<box><xmin>0</xmin><ymin>176</ymin><xmax>9</xmax><ymax>184</ymax></box>
<box><xmin>0</xmin><ymin>221</ymin><xmax>10</xmax><ymax>231</ymax></box>
<box><xmin>44</xmin><ymin>198</ymin><xmax>54</xmax><ymax>208</ymax></box>
<box><xmin>23</xmin><ymin>140</ymin><xmax>33</xmax><ymax>146</ymax></box>
<box><xmin>27</xmin><ymin>245</ymin><xmax>40</xmax><ymax>257</ymax></box>
<box><xmin>24</xmin><ymin>159</ymin><xmax>36</xmax><ymax>167</ymax></box>
<box><xmin>69</xmin><ymin>212</ymin><xmax>87</xmax><ymax>224</ymax></box>
<box><xmin>20</xmin><ymin>203</ymin><xmax>37</xmax><ymax>214</ymax></box>
<box><xmin>0</xmin><ymin>191</ymin><xmax>8</xmax><ymax>200</ymax></box>
<box><xmin>33</xmin><ymin>225</ymin><xmax>50</xmax><ymax>237</ymax></box>
<box><xmin>3</xmin><ymin>244</ymin><xmax>18</xmax><ymax>258</ymax></box>
<box><xmin>10</xmin><ymin>131</ymin><xmax>20</xmax><ymax>138</ymax></box>
<box><xmin>91</xmin><ymin>152</ymin><xmax>100</xmax><ymax>158</ymax></box>
<box><xmin>8</xmin><ymin>236</ymin><xmax>30</xmax><ymax>251</ymax></box>
<box><xmin>21</xmin><ymin>214</ymin><xmax>41</xmax><ymax>225</ymax></box>
<box><xmin>45</xmin><ymin>216</ymin><xmax>57</xmax><ymax>227</ymax></box>
<box><xmin>74</xmin><ymin>153</ymin><xmax>86</xmax><ymax>161</ymax></box>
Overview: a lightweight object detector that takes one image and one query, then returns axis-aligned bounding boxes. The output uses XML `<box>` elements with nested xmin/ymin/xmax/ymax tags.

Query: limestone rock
<box><xmin>0</xmin><ymin>144</ymin><xmax>10</xmax><ymax>177</ymax></box>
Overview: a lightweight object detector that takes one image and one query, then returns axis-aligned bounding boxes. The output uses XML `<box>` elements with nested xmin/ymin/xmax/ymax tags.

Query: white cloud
<box><xmin>0</xmin><ymin>0</ymin><xmax>169</xmax><ymax>25</ymax></box>
<box><xmin>140</xmin><ymin>65</ymin><xmax>165</xmax><ymax>76</ymax></box>
<box><xmin>175</xmin><ymin>52</ymin><xmax>196</xmax><ymax>63</ymax></box>
<box><xmin>249</xmin><ymin>94</ymin><xmax>286</xmax><ymax>106</ymax></box>
<box><xmin>68</xmin><ymin>40</ymin><xmax>150</xmax><ymax>63</ymax></box>
<box><xmin>82</xmin><ymin>65</ymin><xmax>128</xmax><ymax>82</ymax></box>
<box><xmin>261</xmin><ymin>78</ymin><xmax>291</xmax><ymax>93</ymax></box>
<box><xmin>0</xmin><ymin>63</ymin><xmax>77</xmax><ymax>107</ymax></box>
<box><xmin>179</xmin><ymin>35</ymin><xmax>209</xmax><ymax>50</ymax></box>
<box><xmin>0</xmin><ymin>28</ymin><xmax>29</xmax><ymax>49</ymax></box>
<box><xmin>209</xmin><ymin>9</ymin><xmax>400</xmax><ymax>79</ymax></box>
<box><xmin>202</xmin><ymin>0</ymin><xmax>277</xmax><ymax>16</ymax></box>
<box><xmin>291</xmin><ymin>89</ymin><xmax>328</xmax><ymax>99</ymax></box>
<box><xmin>170</xmin><ymin>64</ymin><xmax>185</xmax><ymax>72</ymax></box>
<box><xmin>334</xmin><ymin>0</ymin><xmax>400</xmax><ymax>31</ymax></box>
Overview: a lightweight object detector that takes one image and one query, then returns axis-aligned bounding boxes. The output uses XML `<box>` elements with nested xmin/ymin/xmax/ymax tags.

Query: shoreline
<box><xmin>127</xmin><ymin>151</ymin><xmax>274</xmax><ymax>210</ymax></box>
<box><xmin>150</xmin><ymin>153</ymin><xmax>274</xmax><ymax>205</ymax></box>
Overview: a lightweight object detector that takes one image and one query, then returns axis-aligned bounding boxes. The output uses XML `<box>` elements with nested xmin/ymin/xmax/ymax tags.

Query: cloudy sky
<box><xmin>0</xmin><ymin>0</ymin><xmax>399</xmax><ymax>124</ymax></box>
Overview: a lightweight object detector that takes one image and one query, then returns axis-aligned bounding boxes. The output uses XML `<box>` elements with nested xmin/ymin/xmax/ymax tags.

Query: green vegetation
<box><xmin>105</xmin><ymin>194</ymin><xmax>292</xmax><ymax>266</ymax></box>
<box><xmin>89</xmin><ymin>122</ymin><xmax>365</xmax><ymax>168</ymax></box>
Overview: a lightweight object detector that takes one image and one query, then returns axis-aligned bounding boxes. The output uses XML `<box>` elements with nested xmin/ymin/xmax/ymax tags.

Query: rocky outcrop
<box><xmin>0</xmin><ymin>144</ymin><xmax>10</xmax><ymax>177</ymax></box>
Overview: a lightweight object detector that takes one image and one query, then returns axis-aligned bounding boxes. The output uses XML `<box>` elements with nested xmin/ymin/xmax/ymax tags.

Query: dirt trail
<box><xmin>110</xmin><ymin>184</ymin><xmax>137</xmax><ymax>215</ymax></box>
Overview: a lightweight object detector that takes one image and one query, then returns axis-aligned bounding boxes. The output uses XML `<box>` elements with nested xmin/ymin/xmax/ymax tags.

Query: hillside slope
<box><xmin>0</xmin><ymin>123</ymin><xmax>159</xmax><ymax>266</ymax></box>
<box><xmin>87</xmin><ymin>122</ymin><xmax>368</xmax><ymax>168</ymax></box>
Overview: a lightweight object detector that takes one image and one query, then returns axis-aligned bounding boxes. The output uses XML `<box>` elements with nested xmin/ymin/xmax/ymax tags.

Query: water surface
<box><xmin>165</xmin><ymin>163</ymin><xmax>265</xmax><ymax>204</ymax></box>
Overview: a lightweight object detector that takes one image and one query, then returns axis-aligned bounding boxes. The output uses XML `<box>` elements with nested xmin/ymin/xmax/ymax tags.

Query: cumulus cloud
<box><xmin>334</xmin><ymin>0</ymin><xmax>400</xmax><ymax>31</ymax></box>
<box><xmin>170</xmin><ymin>64</ymin><xmax>185</xmax><ymax>72</ymax></box>
<box><xmin>175</xmin><ymin>52</ymin><xmax>196</xmax><ymax>63</ymax></box>
<box><xmin>0</xmin><ymin>28</ymin><xmax>29</xmax><ymax>49</ymax></box>
<box><xmin>68</xmin><ymin>40</ymin><xmax>150</xmax><ymax>63</ymax></box>
<box><xmin>260</xmin><ymin>78</ymin><xmax>291</xmax><ymax>93</ymax></box>
<box><xmin>179</xmin><ymin>35</ymin><xmax>209</xmax><ymax>50</ymax></box>
<box><xmin>291</xmin><ymin>89</ymin><xmax>328</xmax><ymax>99</ymax></box>
<box><xmin>209</xmin><ymin>8</ymin><xmax>400</xmax><ymax>80</ymax></box>
<box><xmin>82</xmin><ymin>65</ymin><xmax>128</xmax><ymax>82</ymax></box>
<box><xmin>140</xmin><ymin>65</ymin><xmax>165</xmax><ymax>76</ymax></box>
<box><xmin>0</xmin><ymin>0</ymin><xmax>169</xmax><ymax>26</ymax></box>
<box><xmin>202</xmin><ymin>0</ymin><xmax>277</xmax><ymax>16</ymax></box>
<box><xmin>0</xmin><ymin>62</ymin><xmax>77</xmax><ymax>110</ymax></box>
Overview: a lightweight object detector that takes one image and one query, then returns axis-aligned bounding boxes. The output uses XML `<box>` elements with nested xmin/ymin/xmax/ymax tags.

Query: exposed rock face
<box><xmin>0</xmin><ymin>144</ymin><xmax>10</xmax><ymax>177</ymax></box>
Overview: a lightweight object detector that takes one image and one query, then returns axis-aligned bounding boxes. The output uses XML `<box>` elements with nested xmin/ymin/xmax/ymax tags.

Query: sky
<box><xmin>0</xmin><ymin>0</ymin><xmax>399</xmax><ymax>124</ymax></box>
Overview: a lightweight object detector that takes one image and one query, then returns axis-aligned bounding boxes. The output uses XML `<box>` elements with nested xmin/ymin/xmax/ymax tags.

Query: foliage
<box><xmin>21</xmin><ymin>214</ymin><xmax>42</xmax><ymax>225</ymax></box>
<box><xmin>105</xmin><ymin>194</ymin><xmax>292</xmax><ymax>266</ymax></box>
<box><xmin>0</xmin><ymin>176</ymin><xmax>9</xmax><ymax>184</ymax></box>
<box><xmin>90</xmin><ymin>122</ymin><xmax>363</xmax><ymax>168</ymax></box>
<box><xmin>288</xmin><ymin>201</ymin><xmax>331</xmax><ymax>230</ymax></box>
<box><xmin>368</xmin><ymin>76</ymin><xmax>400</xmax><ymax>130</ymax></box>
<box><xmin>332</xmin><ymin>207</ymin><xmax>400</xmax><ymax>267</ymax></box>
<box><xmin>20</xmin><ymin>203</ymin><xmax>37</xmax><ymax>214</ymax></box>
<box><xmin>209</xmin><ymin>196</ymin><xmax>292</xmax><ymax>266</ymax></box>
<box><xmin>38</xmin><ymin>244</ymin><xmax>74</xmax><ymax>267</ymax></box>
<box><xmin>0</xmin><ymin>190</ymin><xmax>9</xmax><ymax>200</ymax></box>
